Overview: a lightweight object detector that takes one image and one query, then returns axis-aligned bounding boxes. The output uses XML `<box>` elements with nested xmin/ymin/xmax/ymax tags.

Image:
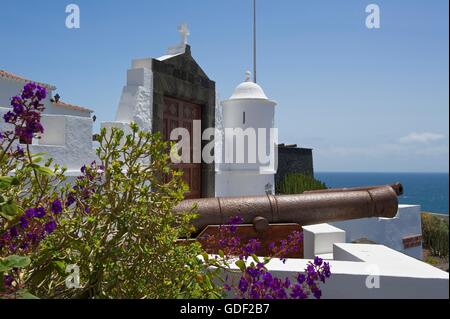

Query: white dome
<box><xmin>228</xmin><ymin>71</ymin><xmax>269</xmax><ymax>100</ymax></box>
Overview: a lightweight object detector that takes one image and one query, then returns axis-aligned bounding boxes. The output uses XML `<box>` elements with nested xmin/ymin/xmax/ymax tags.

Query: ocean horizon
<box><xmin>315</xmin><ymin>172</ymin><xmax>449</xmax><ymax>215</ymax></box>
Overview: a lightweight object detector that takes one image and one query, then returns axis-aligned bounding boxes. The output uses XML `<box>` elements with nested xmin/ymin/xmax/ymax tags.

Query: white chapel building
<box><xmin>0</xmin><ymin>70</ymin><xmax>96</xmax><ymax>175</ymax></box>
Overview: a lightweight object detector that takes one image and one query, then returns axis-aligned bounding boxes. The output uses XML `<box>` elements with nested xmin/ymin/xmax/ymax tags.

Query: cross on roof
<box><xmin>178</xmin><ymin>23</ymin><xmax>190</xmax><ymax>45</ymax></box>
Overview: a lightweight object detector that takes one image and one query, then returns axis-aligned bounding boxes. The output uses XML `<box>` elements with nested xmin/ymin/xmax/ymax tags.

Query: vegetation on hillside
<box><xmin>421</xmin><ymin>212</ymin><xmax>449</xmax><ymax>259</ymax></box>
<box><xmin>276</xmin><ymin>173</ymin><xmax>327</xmax><ymax>195</ymax></box>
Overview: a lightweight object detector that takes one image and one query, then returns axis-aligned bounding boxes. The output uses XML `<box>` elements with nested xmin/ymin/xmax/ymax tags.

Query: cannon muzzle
<box><xmin>174</xmin><ymin>184</ymin><xmax>401</xmax><ymax>233</ymax></box>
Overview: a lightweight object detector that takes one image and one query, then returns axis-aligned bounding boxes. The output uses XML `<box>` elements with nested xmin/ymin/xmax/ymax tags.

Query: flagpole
<box><xmin>253</xmin><ymin>0</ymin><xmax>257</xmax><ymax>83</ymax></box>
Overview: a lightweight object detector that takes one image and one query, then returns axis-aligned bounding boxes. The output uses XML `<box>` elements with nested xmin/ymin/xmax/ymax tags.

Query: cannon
<box><xmin>174</xmin><ymin>184</ymin><xmax>401</xmax><ymax>234</ymax></box>
<box><xmin>174</xmin><ymin>184</ymin><xmax>402</xmax><ymax>257</ymax></box>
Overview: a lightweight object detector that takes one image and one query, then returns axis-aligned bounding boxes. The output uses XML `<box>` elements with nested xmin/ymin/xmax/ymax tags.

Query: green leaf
<box><xmin>0</xmin><ymin>176</ymin><xmax>13</xmax><ymax>189</ymax></box>
<box><xmin>35</xmin><ymin>166</ymin><xmax>55</xmax><ymax>176</ymax></box>
<box><xmin>31</xmin><ymin>152</ymin><xmax>48</xmax><ymax>158</ymax></box>
<box><xmin>251</xmin><ymin>254</ymin><xmax>260</xmax><ymax>264</ymax></box>
<box><xmin>0</xmin><ymin>176</ymin><xmax>13</xmax><ymax>184</ymax></box>
<box><xmin>32</xmin><ymin>156</ymin><xmax>43</xmax><ymax>164</ymax></box>
<box><xmin>0</xmin><ymin>255</ymin><xmax>31</xmax><ymax>272</ymax></box>
<box><xmin>52</xmin><ymin>260</ymin><xmax>67</xmax><ymax>276</ymax></box>
<box><xmin>0</xmin><ymin>263</ymin><xmax>10</xmax><ymax>272</ymax></box>
<box><xmin>201</xmin><ymin>253</ymin><xmax>209</xmax><ymax>262</ymax></box>
<box><xmin>17</xmin><ymin>290</ymin><xmax>39</xmax><ymax>299</ymax></box>
<box><xmin>10</xmin><ymin>177</ymin><xmax>20</xmax><ymax>186</ymax></box>
<box><xmin>235</xmin><ymin>259</ymin><xmax>247</xmax><ymax>272</ymax></box>
<box><xmin>1</xmin><ymin>202</ymin><xmax>22</xmax><ymax>220</ymax></box>
<box><xmin>218</xmin><ymin>250</ymin><xmax>225</xmax><ymax>259</ymax></box>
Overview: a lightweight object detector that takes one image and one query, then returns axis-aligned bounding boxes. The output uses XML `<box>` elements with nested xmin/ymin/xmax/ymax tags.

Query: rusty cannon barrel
<box><xmin>304</xmin><ymin>182</ymin><xmax>404</xmax><ymax>196</ymax></box>
<box><xmin>174</xmin><ymin>184</ymin><xmax>401</xmax><ymax>233</ymax></box>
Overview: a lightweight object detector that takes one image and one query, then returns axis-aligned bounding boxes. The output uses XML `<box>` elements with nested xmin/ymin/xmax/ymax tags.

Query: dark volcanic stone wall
<box><xmin>151</xmin><ymin>45</ymin><xmax>216</xmax><ymax>198</ymax></box>
<box><xmin>276</xmin><ymin>146</ymin><xmax>314</xmax><ymax>185</ymax></box>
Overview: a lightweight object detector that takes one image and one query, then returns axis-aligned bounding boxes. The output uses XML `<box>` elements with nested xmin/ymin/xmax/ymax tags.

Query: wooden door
<box><xmin>163</xmin><ymin>96</ymin><xmax>202</xmax><ymax>199</ymax></box>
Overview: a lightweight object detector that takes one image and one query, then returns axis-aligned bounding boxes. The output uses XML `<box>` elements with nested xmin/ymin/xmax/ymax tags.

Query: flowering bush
<box><xmin>201</xmin><ymin>217</ymin><xmax>331</xmax><ymax>299</ymax></box>
<box><xmin>1</xmin><ymin>84</ymin><xmax>220</xmax><ymax>299</ymax></box>
<box><xmin>1</xmin><ymin>83</ymin><xmax>68</xmax><ymax>298</ymax></box>
<box><xmin>26</xmin><ymin>124</ymin><xmax>221</xmax><ymax>299</ymax></box>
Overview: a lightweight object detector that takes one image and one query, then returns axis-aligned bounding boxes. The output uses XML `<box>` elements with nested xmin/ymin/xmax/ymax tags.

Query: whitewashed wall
<box><xmin>0</xmin><ymin>107</ymin><xmax>95</xmax><ymax>174</ymax></box>
<box><xmin>113</xmin><ymin>59</ymin><xmax>153</xmax><ymax>132</ymax></box>
<box><xmin>221</xmin><ymin>242</ymin><xmax>449</xmax><ymax>299</ymax></box>
<box><xmin>330</xmin><ymin>205</ymin><xmax>423</xmax><ymax>260</ymax></box>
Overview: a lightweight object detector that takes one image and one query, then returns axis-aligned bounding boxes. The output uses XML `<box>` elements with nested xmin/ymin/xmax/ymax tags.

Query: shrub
<box><xmin>421</xmin><ymin>213</ymin><xmax>449</xmax><ymax>259</ymax></box>
<box><xmin>0</xmin><ymin>84</ymin><xmax>220</xmax><ymax>299</ymax></box>
<box><xmin>27</xmin><ymin>124</ymin><xmax>222</xmax><ymax>299</ymax></box>
<box><xmin>276</xmin><ymin>173</ymin><xmax>327</xmax><ymax>195</ymax></box>
<box><xmin>1</xmin><ymin>83</ymin><xmax>67</xmax><ymax>299</ymax></box>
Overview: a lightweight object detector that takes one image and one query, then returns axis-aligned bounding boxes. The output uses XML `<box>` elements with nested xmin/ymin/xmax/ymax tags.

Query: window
<box><xmin>243</xmin><ymin>112</ymin><xmax>246</xmax><ymax>124</ymax></box>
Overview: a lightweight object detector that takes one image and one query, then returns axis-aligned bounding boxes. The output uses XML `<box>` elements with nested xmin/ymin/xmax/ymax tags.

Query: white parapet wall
<box><xmin>330</xmin><ymin>205</ymin><xmax>423</xmax><ymax>260</ymax></box>
<box><xmin>0</xmin><ymin>108</ymin><xmax>95</xmax><ymax>175</ymax></box>
<box><xmin>221</xmin><ymin>242</ymin><xmax>449</xmax><ymax>299</ymax></box>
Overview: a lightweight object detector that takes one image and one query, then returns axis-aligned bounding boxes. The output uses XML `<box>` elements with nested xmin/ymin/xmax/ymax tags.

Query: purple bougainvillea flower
<box><xmin>262</xmin><ymin>272</ymin><xmax>273</xmax><ymax>285</ymax></box>
<box><xmin>19</xmin><ymin>215</ymin><xmax>29</xmax><ymax>229</ymax></box>
<box><xmin>297</xmin><ymin>274</ymin><xmax>306</xmax><ymax>284</ymax></box>
<box><xmin>34</xmin><ymin>207</ymin><xmax>46</xmax><ymax>218</ymax></box>
<box><xmin>238</xmin><ymin>277</ymin><xmax>249</xmax><ymax>293</ymax></box>
<box><xmin>25</xmin><ymin>208</ymin><xmax>36</xmax><ymax>218</ymax></box>
<box><xmin>9</xmin><ymin>227</ymin><xmax>19</xmax><ymax>238</ymax></box>
<box><xmin>291</xmin><ymin>284</ymin><xmax>307</xmax><ymax>299</ymax></box>
<box><xmin>51</xmin><ymin>199</ymin><xmax>63</xmax><ymax>214</ymax></box>
<box><xmin>27</xmin><ymin>231</ymin><xmax>39</xmax><ymax>245</ymax></box>
<box><xmin>12</xmin><ymin>104</ymin><xmax>24</xmax><ymax>115</ymax></box>
<box><xmin>44</xmin><ymin>219</ymin><xmax>56</xmax><ymax>234</ymax></box>
<box><xmin>314</xmin><ymin>256</ymin><xmax>323</xmax><ymax>267</ymax></box>
<box><xmin>312</xmin><ymin>287</ymin><xmax>322</xmax><ymax>299</ymax></box>
<box><xmin>3</xmin><ymin>111</ymin><xmax>15</xmax><ymax>123</ymax></box>
<box><xmin>3</xmin><ymin>275</ymin><xmax>14</xmax><ymax>287</ymax></box>
<box><xmin>66</xmin><ymin>195</ymin><xmax>75</xmax><ymax>207</ymax></box>
<box><xmin>21</xmin><ymin>82</ymin><xmax>37</xmax><ymax>99</ymax></box>
<box><xmin>247</xmin><ymin>267</ymin><xmax>260</xmax><ymax>279</ymax></box>
<box><xmin>10</xmin><ymin>96</ymin><xmax>22</xmax><ymax>107</ymax></box>
<box><xmin>35</xmin><ymin>86</ymin><xmax>47</xmax><ymax>100</ymax></box>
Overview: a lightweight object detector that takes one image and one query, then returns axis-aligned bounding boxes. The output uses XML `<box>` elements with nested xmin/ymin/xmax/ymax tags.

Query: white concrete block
<box><xmin>303</xmin><ymin>223</ymin><xmax>346</xmax><ymax>259</ymax></box>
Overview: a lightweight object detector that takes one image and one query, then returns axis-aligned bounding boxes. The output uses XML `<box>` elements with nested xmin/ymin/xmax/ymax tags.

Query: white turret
<box><xmin>215</xmin><ymin>72</ymin><xmax>277</xmax><ymax>197</ymax></box>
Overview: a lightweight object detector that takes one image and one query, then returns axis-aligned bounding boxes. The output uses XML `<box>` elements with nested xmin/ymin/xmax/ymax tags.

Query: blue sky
<box><xmin>1</xmin><ymin>0</ymin><xmax>448</xmax><ymax>172</ymax></box>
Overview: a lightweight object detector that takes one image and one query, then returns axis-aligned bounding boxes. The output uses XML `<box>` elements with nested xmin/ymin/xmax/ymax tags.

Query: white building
<box><xmin>0</xmin><ymin>70</ymin><xmax>96</xmax><ymax>176</ymax></box>
<box><xmin>215</xmin><ymin>71</ymin><xmax>278</xmax><ymax>197</ymax></box>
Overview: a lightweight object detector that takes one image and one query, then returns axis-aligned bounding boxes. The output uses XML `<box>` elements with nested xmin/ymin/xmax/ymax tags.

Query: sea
<box><xmin>315</xmin><ymin>172</ymin><xmax>449</xmax><ymax>215</ymax></box>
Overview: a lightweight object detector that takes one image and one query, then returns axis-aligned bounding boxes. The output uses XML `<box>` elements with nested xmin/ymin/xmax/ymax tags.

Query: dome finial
<box><xmin>245</xmin><ymin>70</ymin><xmax>252</xmax><ymax>82</ymax></box>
